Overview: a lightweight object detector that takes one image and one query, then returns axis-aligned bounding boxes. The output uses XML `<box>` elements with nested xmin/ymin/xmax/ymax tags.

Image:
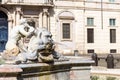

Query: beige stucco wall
<box><xmin>1</xmin><ymin>0</ymin><xmax>120</xmax><ymax>54</ymax></box>
<box><xmin>52</xmin><ymin>0</ymin><xmax>120</xmax><ymax>54</ymax></box>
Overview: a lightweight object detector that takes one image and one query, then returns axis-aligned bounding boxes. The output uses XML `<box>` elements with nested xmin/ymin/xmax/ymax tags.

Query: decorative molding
<box><xmin>56</xmin><ymin>6</ymin><xmax>120</xmax><ymax>12</ymax></box>
<box><xmin>59</xmin><ymin>16</ymin><xmax>74</xmax><ymax>20</ymax></box>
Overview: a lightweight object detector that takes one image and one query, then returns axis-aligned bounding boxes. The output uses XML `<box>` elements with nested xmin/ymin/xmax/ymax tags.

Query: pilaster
<box><xmin>42</xmin><ymin>8</ymin><xmax>50</xmax><ymax>30</ymax></box>
<box><xmin>15</xmin><ymin>6</ymin><xmax>22</xmax><ymax>25</ymax></box>
<box><xmin>39</xmin><ymin>11</ymin><xmax>42</xmax><ymax>28</ymax></box>
<box><xmin>8</xmin><ymin>15</ymin><xmax>13</xmax><ymax>37</ymax></box>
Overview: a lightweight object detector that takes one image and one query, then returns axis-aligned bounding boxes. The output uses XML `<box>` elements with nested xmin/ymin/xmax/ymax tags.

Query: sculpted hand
<box><xmin>45</xmin><ymin>43</ymin><xmax>52</xmax><ymax>50</ymax></box>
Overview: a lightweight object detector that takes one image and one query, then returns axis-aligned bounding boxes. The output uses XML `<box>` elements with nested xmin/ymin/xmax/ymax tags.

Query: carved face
<box><xmin>41</xmin><ymin>30</ymin><xmax>53</xmax><ymax>44</ymax></box>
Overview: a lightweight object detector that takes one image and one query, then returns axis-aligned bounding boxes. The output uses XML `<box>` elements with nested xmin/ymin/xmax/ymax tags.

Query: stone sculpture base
<box><xmin>0</xmin><ymin>56</ymin><xmax>94</xmax><ymax>80</ymax></box>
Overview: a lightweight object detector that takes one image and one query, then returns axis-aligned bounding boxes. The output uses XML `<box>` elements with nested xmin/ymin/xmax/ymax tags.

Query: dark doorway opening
<box><xmin>0</xmin><ymin>11</ymin><xmax>8</xmax><ymax>52</ymax></box>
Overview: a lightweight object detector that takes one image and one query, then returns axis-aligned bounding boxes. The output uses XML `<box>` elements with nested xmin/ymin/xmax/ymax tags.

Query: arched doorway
<box><xmin>0</xmin><ymin>11</ymin><xmax>8</xmax><ymax>52</ymax></box>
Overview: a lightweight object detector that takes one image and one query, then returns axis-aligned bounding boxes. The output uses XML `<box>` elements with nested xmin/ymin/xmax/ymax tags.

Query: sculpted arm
<box><xmin>19</xmin><ymin>24</ymin><xmax>34</xmax><ymax>37</ymax></box>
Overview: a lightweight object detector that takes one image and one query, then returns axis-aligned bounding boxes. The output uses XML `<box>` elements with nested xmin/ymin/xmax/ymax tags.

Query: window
<box><xmin>109</xmin><ymin>0</ymin><xmax>115</xmax><ymax>3</ymax></box>
<box><xmin>109</xmin><ymin>18</ymin><xmax>116</xmax><ymax>26</ymax></box>
<box><xmin>58</xmin><ymin>11</ymin><xmax>74</xmax><ymax>40</ymax></box>
<box><xmin>87</xmin><ymin>18</ymin><xmax>94</xmax><ymax>26</ymax></box>
<box><xmin>110</xmin><ymin>49</ymin><xmax>116</xmax><ymax>53</ymax></box>
<box><xmin>87</xmin><ymin>28</ymin><xmax>94</xmax><ymax>43</ymax></box>
<box><xmin>62</xmin><ymin>23</ymin><xmax>71</xmax><ymax>39</ymax></box>
<box><xmin>110</xmin><ymin>29</ymin><xmax>116</xmax><ymax>43</ymax></box>
<box><xmin>88</xmin><ymin>49</ymin><xmax>94</xmax><ymax>53</ymax></box>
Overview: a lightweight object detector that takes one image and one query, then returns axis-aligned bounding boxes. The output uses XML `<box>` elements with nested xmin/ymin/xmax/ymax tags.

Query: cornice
<box><xmin>55</xmin><ymin>0</ymin><xmax>120</xmax><ymax>5</ymax></box>
<box><xmin>55</xmin><ymin>6</ymin><xmax>120</xmax><ymax>12</ymax></box>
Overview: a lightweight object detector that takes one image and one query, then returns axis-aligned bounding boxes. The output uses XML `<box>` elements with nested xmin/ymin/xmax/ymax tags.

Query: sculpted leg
<box><xmin>15</xmin><ymin>51</ymin><xmax>38</xmax><ymax>64</ymax></box>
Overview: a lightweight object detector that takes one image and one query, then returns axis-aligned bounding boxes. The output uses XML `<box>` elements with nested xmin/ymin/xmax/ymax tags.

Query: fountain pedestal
<box><xmin>0</xmin><ymin>56</ymin><xmax>94</xmax><ymax>80</ymax></box>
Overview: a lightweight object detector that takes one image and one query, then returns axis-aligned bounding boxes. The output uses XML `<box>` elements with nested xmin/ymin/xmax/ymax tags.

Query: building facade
<box><xmin>0</xmin><ymin>0</ymin><xmax>120</xmax><ymax>54</ymax></box>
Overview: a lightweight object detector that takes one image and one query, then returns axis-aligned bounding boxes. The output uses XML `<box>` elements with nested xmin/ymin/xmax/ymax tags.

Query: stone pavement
<box><xmin>91</xmin><ymin>66</ymin><xmax>120</xmax><ymax>76</ymax></box>
<box><xmin>91</xmin><ymin>66</ymin><xmax>120</xmax><ymax>80</ymax></box>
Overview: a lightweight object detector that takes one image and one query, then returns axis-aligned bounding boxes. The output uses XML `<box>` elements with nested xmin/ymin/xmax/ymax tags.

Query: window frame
<box><xmin>110</xmin><ymin>49</ymin><xmax>116</xmax><ymax>53</ymax></box>
<box><xmin>87</xmin><ymin>49</ymin><xmax>94</xmax><ymax>54</ymax></box>
<box><xmin>109</xmin><ymin>18</ymin><xmax>116</xmax><ymax>26</ymax></box>
<box><xmin>110</xmin><ymin>29</ymin><xmax>116</xmax><ymax>43</ymax></box>
<box><xmin>87</xmin><ymin>17</ymin><xmax>94</xmax><ymax>26</ymax></box>
<box><xmin>87</xmin><ymin>28</ymin><xmax>94</xmax><ymax>43</ymax></box>
<box><xmin>60</xmin><ymin>20</ymin><xmax>72</xmax><ymax>41</ymax></box>
<box><xmin>109</xmin><ymin>0</ymin><xmax>115</xmax><ymax>3</ymax></box>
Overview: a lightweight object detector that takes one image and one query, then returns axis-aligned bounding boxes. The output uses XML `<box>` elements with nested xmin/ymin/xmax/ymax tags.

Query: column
<box><xmin>13</xmin><ymin>10</ymin><xmax>16</xmax><ymax>27</ymax></box>
<box><xmin>42</xmin><ymin>8</ymin><xmax>48</xmax><ymax>29</ymax></box>
<box><xmin>39</xmin><ymin>11</ymin><xmax>42</xmax><ymax>28</ymax></box>
<box><xmin>8</xmin><ymin>15</ymin><xmax>13</xmax><ymax>37</ymax></box>
<box><xmin>16</xmin><ymin>6</ymin><xmax>21</xmax><ymax>25</ymax></box>
<box><xmin>47</xmin><ymin>14</ymin><xmax>50</xmax><ymax>31</ymax></box>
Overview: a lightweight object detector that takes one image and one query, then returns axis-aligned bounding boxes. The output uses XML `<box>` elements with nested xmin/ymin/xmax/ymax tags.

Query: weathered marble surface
<box><xmin>0</xmin><ymin>56</ymin><xmax>94</xmax><ymax>80</ymax></box>
<box><xmin>1</xmin><ymin>18</ymin><xmax>65</xmax><ymax>63</ymax></box>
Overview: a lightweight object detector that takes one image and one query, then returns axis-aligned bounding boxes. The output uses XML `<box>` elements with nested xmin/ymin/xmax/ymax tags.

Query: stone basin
<box><xmin>0</xmin><ymin>56</ymin><xmax>94</xmax><ymax>80</ymax></box>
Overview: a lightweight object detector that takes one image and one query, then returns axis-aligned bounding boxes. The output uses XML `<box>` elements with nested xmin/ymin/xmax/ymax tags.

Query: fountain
<box><xmin>0</xmin><ymin>18</ymin><xmax>94</xmax><ymax>80</ymax></box>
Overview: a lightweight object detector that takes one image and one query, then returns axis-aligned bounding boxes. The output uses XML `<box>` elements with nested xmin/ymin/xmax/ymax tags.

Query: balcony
<box><xmin>1</xmin><ymin>0</ymin><xmax>53</xmax><ymax>6</ymax></box>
